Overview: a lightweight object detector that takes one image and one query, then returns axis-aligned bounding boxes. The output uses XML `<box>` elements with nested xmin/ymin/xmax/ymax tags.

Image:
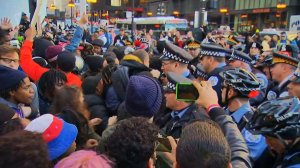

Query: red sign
<box><xmin>252</xmin><ymin>8</ymin><xmax>270</xmax><ymax>13</ymax></box>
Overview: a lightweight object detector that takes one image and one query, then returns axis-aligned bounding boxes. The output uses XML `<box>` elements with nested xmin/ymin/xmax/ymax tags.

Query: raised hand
<box><xmin>0</xmin><ymin>17</ymin><xmax>13</xmax><ymax>30</ymax></box>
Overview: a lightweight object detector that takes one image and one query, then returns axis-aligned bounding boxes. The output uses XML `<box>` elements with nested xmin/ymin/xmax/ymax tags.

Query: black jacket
<box><xmin>161</xmin><ymin>104</ymin><xmax>208</xmax><ymax>139</ymax></box>
<box><xmin>209</xmin><ymin>107</ymin><xmax>252</xmax><ymax>168</ymax></box>
<box><xmin>84</xmin><ymin>94</ymin><xmax>109</xmax><ymax>135</ymax></box>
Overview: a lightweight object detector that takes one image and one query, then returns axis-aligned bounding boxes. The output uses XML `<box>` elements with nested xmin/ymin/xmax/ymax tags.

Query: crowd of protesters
<box><xmin>0</xmin><ymin>11</ymin><xmax>300</xmax><ymax>168</ymax></box>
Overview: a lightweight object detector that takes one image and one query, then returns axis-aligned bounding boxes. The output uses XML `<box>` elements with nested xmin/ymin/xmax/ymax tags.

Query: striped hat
<box><xmin>25</xmin><ymin>114</ymin><xmax>78</xmax><ymax>160</ymax></box>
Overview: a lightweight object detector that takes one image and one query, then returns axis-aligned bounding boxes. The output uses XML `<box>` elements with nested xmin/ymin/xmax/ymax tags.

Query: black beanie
<box><xmin>85</xmin><ymin>55</ymin><xmax>104</xmax><ymax>72</ymax></box>
<box><xmin>57</xmin><ymin>51</ymin><xmax>76</xmax><ymax>72</ymax></box>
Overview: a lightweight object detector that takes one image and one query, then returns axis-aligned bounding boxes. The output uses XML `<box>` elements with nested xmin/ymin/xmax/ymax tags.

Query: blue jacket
<box><xmin>229</xmin><ymin>102</ymin><xmax>267</xmax><ymax>161</ymax></box>
<box><xmin>65</xmin><ymin>26</ymin><xmax>84</xmax><ymax>53</ymax></box>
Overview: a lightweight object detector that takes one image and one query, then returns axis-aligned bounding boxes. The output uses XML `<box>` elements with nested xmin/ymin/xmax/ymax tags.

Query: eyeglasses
<box><xmin>0</xmin><ymin>57</ymin><xmax>19</xmax><ymax>64</ymax></box>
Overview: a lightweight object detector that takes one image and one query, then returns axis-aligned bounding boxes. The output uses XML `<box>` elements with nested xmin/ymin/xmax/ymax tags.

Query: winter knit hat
<box><xmin>57</xmin><ymin>51</ymin><xmax>76</xmax><ymax>72</ymax></box>
<box><xmin>25</xmin><ymin>114</ymin><xmax>78</xmax><ymax>160</ymax></box>
<box><xmin>0</xmin><ymin>65</ymin><xmax>27</xmax><ymax>90</ymax></box>
<box><xmin>125</xmin><ymin>75</ymin><xmax>162</xmax><ymax>117</ymax></box>
<box><xmin>33</xmin><ymin>37</ymin><xmax>54</xmax><ymax>58</ymax></box>
<box><xmin>46</xmin><ymin>45</ymin><xmax>64</xmax><ymax>62</ymax></box>
<box><xmin>85</xmin><ymin>55</ymin><xmax>104</xmax><ymax>72</ymax></box>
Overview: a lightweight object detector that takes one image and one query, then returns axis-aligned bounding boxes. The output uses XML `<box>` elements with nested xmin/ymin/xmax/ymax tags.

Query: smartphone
<box><xmin>176</xmin><ymin>83</ymin><xmax>199</xmax><ymax>102</ymax></box>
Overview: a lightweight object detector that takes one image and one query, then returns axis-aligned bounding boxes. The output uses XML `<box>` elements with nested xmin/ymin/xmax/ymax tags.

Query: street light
<box><xmin>68</xmin><ymin>0</ymin><xmax>75</xmax><ymax>26</ymax></box>
<box><xmin>147</xmin><ymin>12</ymin><xmax>153</xmax><ymax>17</ymax></box>
<box><xmin>277</xmin><ymin>3</ymin><xmax>287</xmax><ymax>9</ymax></box>
<box><xmin>220</xmin><ymin>8</ymin><xmax>228</xmax><ymax>25</ymax></box>
<box><xmin>219</xmin><ymin>8</ymin><xmax>228</xmax><ymax>13</ymax></box>
<box><xmin>50</xmin><ymin>4</ymin><xmax>56</xmax><ymax>10</ymax></box>
<box><xmin>87</xmin><ymin>0</ymin><xmax>97</xmax><ymax>3</ymax></box>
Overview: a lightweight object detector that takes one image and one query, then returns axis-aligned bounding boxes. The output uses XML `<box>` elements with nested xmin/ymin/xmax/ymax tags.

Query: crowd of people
<box><xmin>0</xmin><ymin>12</ymin><xmax>300</xmax><ymax>168</ymax></box>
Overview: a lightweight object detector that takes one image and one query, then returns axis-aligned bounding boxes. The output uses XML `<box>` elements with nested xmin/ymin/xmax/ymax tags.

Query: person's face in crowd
<box><xmin>265</xmin><ymin>136</ymin><xmax>286</xmax><ymax>155</ymax></box>
<box><xmin>188</xmin><ymin>48</ymin><xmax>200</xmax><ymax>58</ymax></box>
<box><xmin>143</xmin><ymin>54</ymin><xmax>150</xmax><ymax>67</ymax></box>
<box><xmin>54</xmin><ymin>80</ymin><xmax>66</xmax><ymax>94</ymax></box>
<box><xmin>187</xmin><ymin>31</ymin><xmax>192</xmax><ymax>38</ymax></box>
<box><xmin>263</xmin><ymin>66</ymin><xmax>272</xmax><ymax>80</ymax></box>
<box><xmin>297</xmin><ymin>32</ymin><xmax>300</xmax><ymax>39</ymax></box>
<box><xmin>221</xmin><ymin>82</ymin><xmax>235</xmax><ymax>104</ymax></box>
<box><xmin>272</xmin><ymin>35</ymin><xmax>279</xmax><ymax>41</ymax></box>
<box><xmin>9</xmin><ymin>77</ymin><xmax>34</xmax><ymax>105</ymax></box>
<box><xmin>219</xmin><ymin>37</ymin><xmax>226</xmax><ymax>45</ymax></box>
<box><xmin>287</xmin><ymin>82</ymin><xmax>300</xmax><ymax>98</ymax></box>
<box><xmin>200</xmin><ymin>56</ymin><xmax>213</xmax><ymax>73</ymax></box>
<box><xmin>93</xmin><ymin>46</ymin><xmax>102</xmax><ymax>55</ymax></box>
<box><xmin>280</xmin><ymin>34</ymin><xmax>287</xmax><ymax>40</ymax></box>
<box><xmin>161</xmin><ymin>60</ymin><xmax>176</xmax><ymax>74</ymax></box>
<box><xmin>120</xmin><ymin>30</ymin><xmax>125</xmax><ymax>36</ymax></box>
<box><xmin>165</xmin><ymin>92</ymin><xmax>177</xmax><ymax>109</ymax></box>
<box><xmin>99</xmin><ymin>30</ymin><xmax>104</xmax><ymax>35</ymax></box>
<box><xmin>0</xmin><ymin>51</ymin><xmax>19</xmax><ymax>70</ymax></box>
<box><xmin>270</xmin><ymin>63</ymin><xmax>283</xmax><ymax>82</ymax></box>
<box><xmin>250</xmin><ymin>47</ymin><xmax>259</xmax><ymax>56</ymax></box>
<box><xmin>176</xmin><ymin>31</ymin><xmax>180</xmax><ymax>38</ymax></box>
<box><xmin>149</xmin><ymin>29</ymin><xmax>153</xmax><ymax>36</ymax></box>
<box><xmin>207</xmin><ymin>32</ymin><xmax>212</xmax><ymax>38</ymax></box>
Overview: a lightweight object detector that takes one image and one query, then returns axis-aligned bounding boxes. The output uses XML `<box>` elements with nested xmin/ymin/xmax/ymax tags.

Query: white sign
<box><xmin>126</xmin><ymin>11</ymin><xmax>132</xmax><ymax>19</ymax></box>
<box><xmin>289</xmin><ymin>15</ymin><xmax>300</xmax><ymax>32</ymax></box>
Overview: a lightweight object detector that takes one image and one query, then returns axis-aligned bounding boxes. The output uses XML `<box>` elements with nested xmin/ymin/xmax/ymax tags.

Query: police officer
<box><xmin>267</xmin><ymin>52</ymin><xmax>299</xmax><ymax>99</ymax></box>
<box><xmin>227</xmin><ymin>49</ymin><xmax>268</xmax><ymax>106</ymax></box>
<box><xmin>248</xmin><ymin>42</ymin><xmax>263</xmax><ymax>65</ymax></box>
<box><xmin>247</xmin><ymin>97</ymin><xmax>300</xmax><ymax>167</ymax></box>
<box><xmin>186</xmin><ymin>40</ymin><xmax>202</xmax><ymax>77</ymax></box>
<box><xmin>287</xmin><ymin>63</ymin><xmax>300</xmax><ymax>98</ymax></box>
<box><xmin>160</xmin><ymin>42</ymin><xmax>194</xmax><ymax>79</ymax></box>
<box><xmin>200</xmin><ymin>43</ymin><xmax>231</xmax><ymax>105</ymax></box>
<box><xmin>161</xmin><ymin>72</ymin><xmax>207</xmax><ymax>138</ymax></box>
<box><xmin>220</xmin><ymin>68</ymin><xmax>267</xmax><ymax>161</ymax></box>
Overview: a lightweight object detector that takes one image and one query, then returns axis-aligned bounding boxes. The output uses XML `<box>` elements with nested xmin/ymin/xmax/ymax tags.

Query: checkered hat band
<box><xmin>163</xmin><ymin>49</ymin><xmax>189</xmax><ymax>64</ymax></box>
<box><xmin>201</xmin><ymin>49</ymin><xmax>226</xmax><ymax>57</ymax></box>
<box><xmin>230</xmin><ymin>55</ymin><xmax>251</xmax><ymax>64</ymax></box>
<box><xmin>167</xmin><ymin>82</ymin><xmax>176</xmax><ymax>91</ymax></box>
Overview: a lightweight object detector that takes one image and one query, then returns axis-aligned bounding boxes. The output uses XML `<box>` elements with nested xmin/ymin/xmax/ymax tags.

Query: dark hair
<box><xmin>0</xmin><ymin>45</ymin><xmax>20</xmax><ymax>58</ymax></box>
<box><xmin>176</xmin><ymin>120</ymin><xmax>231</xmax><ymax>168</ymax></box>
<box><xmin>104</xmin><ymin>51</ymin><xmax>117</xmax><ymax>65</ymax></box>
<box><xmin>38</xmin><ymin>69</ymin><xmax>67</xmax><ymax>100</ymax></box>
<box><xmin>102</xmin><ymin>64</ymin><xmax>117</xmax><ymax>86</ymax></box>
<box><xmin>106</xmin><ymin>117</ymin><xmax>158</xmax><ymax>168</ymax></box>
<box><xmin>0</xmin><ymin>29</ymin><xmax>8</xmax><ymax>45</ymax></box>
<box><xmin>50</xmin><ymin>86</ymin><xmax>92</xmax><ymax>148</ymax></box>
<box><xmin>0</xmin><ymin>130</ymin><xmax>51</xmax><ymax>168</ymax></box>
<box><xmin>0</xmin><ymin>80</ymin><xmax>24</xmax><ymax>99</ymax></box>
<box><xmin>0</xmin><ymin>118</ymin><xmax>24</xmax><ymax>136</ymax></box>
<box><xmin>51</xmin><ymin>86</ymin><xmax>89</xmax><ymax>120</ymax></box>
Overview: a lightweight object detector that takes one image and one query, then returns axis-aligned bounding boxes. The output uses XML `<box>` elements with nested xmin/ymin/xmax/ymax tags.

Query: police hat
<box><xmin>160</xmin><ymin>42</ymin><xmax>193</xmax><ymax>64</ymax></box>
<box><xmin>250</xmin><ymin>42</ymin><xmax>263</xmax><ymax>50</ymax></box>
<box><xmin>200</xmin><ymin>44</ymin><xmax>226</xmax><ymax>58</ymax></box>
<box><xmin>186</xmin><ymin>40</ymin><xmax>201</xmax><ymax>49</ymax></box>
<box><xmin>272</xmin><ymin>52</ymin><xmax>299</xmax><ymax>67</ymax></box>
<box><xmin>229</xmin><ymin>50</ymin><xmax>253</xmax><ymax>65</ymax></box>
<box><xmin>289</xmin><ymin>63</ymin><xmax>300</xmax><ymax>83</ymax></box>
<box><xmin>164</xmin><ymin>72</ymin><xmax>193</xmax><ymax>92</ymax></box>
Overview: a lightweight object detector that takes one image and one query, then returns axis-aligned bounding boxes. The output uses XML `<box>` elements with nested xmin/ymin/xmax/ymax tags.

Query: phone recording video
<box><xmin>176</xmin><ymin>83</ymin><xmax>199</xmax><ymax>102</ymax></box>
